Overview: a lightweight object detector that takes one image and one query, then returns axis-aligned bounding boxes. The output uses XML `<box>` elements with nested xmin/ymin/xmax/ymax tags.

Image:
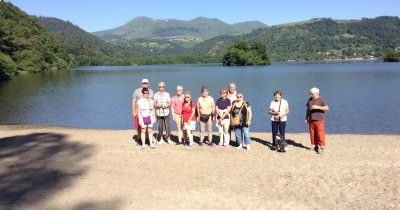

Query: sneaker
<box><xmin>223</xmin><ymin>145</ymin><xmax>229</xmax><ymax>149</ymax></box>
<box><xmin>150</xmin><ymin>144</ymin><xmax>155</xmax><ymax>149</ymax></box>
<box><xmin>270</xmin><ymin>145</ymin><xmax>276</xmax><ymax>151</ymax></box>
<box><xmin>186</xmin><ymin>144</ymin><xmax>193</xmax><ymax>149</ymax></box>
<box><xmin>199</xmin><ymin>141</ymin><xmax>204</xmax><ymax>146</ymax></box>
<box><xmin>167</xmin><ymin>138</ymin><xmax>172</xmax><ymax>144</ymax></box>
<box><xmin>158</xmin><ymin>140</ymin><xmax>163</xmax><ymax>144</ymax></box>
<box><xmin>318</xmin><ymin>147</ymin><xmax>324</xmax><ymax>154</ymax></box>
<box><xmin>246</xmin><ymin>145</ymin><xmax>251</xmax><ymax>151</ymax></box>
<box><xmin>141</xmin><ymin>145</ymin><xmax>146</xmax><ymax>149</ymax></box>
<box><xmin>314</xmin><ymin>146</ymin><xmax>318</xmax><ymax>153</ymax></box>
<box><xmin>236</xmin><ymin>144</ymin><xmax>242</xmax><ymax>149</ymax></box>
<box><xmin>283</xmin><ymin>145</ymin><xmax>288</xmax><ymax>152</ymax></box>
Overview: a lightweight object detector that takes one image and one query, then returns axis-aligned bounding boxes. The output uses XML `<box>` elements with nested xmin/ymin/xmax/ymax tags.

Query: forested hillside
<box><xmin>0</xmin><ymin>2</ymin><xmax>75</xmax><ymax>80</ymax></box>
<box><xmin>192</xmin><ymin>17</ymin><xmax>400</xmax><ymax>61</ymax></box>
<box><xmin>35</xmin><ymin>17</ymin><xmax>139</xmax><ymax>65</ymax></box>
<box><xmin>0</xmin><ymin>2</ymin><xmax>142</xmax><ymax>80</ymax></box>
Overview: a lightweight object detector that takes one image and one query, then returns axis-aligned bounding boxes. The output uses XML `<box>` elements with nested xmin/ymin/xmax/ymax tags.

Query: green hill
<box><xmin>35</xmin><ymin>16</ymin><xmax>139</xmax><ymax>65</ymax></box>
<box><xmin>0</xmin><ymin>1</ymin><xmax>75</xmax><ymax>80</ymax></box>
<box><xmin>93</xmin><ymin>16</ymin><xmax>267</xmax><ymax>41</ymax></box>
<box><xmin>192</xmin><ymin>17</ymin><xmax>400</xmax><ymax>61</ymax></box>
<box><xmin>92</xmin><ymin>16</ymin><xmax>266</xmax><ymax>56</ymax></box>
<box><xmin>0</xmin><ymin>2</ymin><xmax>140</xmax><ymax>80</ymax></box>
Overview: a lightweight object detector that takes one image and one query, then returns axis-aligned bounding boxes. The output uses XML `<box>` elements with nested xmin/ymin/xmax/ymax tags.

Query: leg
<box><xmin>279</xmin><ymin>121</ymin><xmax>287</xmax><ymax>147</ymax></box>
<box><xmin>235</xmin><ymin>127</ymin><xmax>243</xmax><ymax>147</ymax></box>
<box><xmin>175</xmin><ymin>116</ymin><xmax>183</xmax><ymax>143</ymax></box>
<box><xmin>157</xmin><ymin>117</ymin><xmax>163</xmax><ymax>142</ymax></box>
<box><xmin>140</xmin><ymin>127</ymin><xmax>147</xmax><ymax>148</ymax></box>
<box><xmin>206</xmin><ymin>117</ymin><xmax>213</xmax><ymax>144</ymax></box>
<box><xmin>200</xmin><ymin>121</ymin><xmax>206</xmax><ymax>142</ymax></box>
<box><xmin>148</xmin><ymin>127</ymin><xmax>155</xmax><ymax>148</ymax></box>
<box><xmin>165</xmin><ymin>116</ymin><xmax>171</xmax><ymax>142</ymax></box>
<box><xmin>271</xmin><ymin>121</ymin><xmax>278</xmax><ymax>147</ymax></box>
<box><xmin>242</xmin><ymin>126</ymin><xmax>251</xmax><ymax>150</ymax></box>
<box><xmin>309</xmin><ymin>121</ymin><xmax>316</xmax><ymax>146</ymax></box>
<box><xmin>222</xmin><ymin>119</ymin><xmax>230</xmax><ymax>146</ymax></box>
<box><xmin>217</xmin><ymin>122</ymin><xmax>223</xmax><ymax>145</ymax></box>
<box><xmin>187</xmin><ymin>129</ymin><xmax>193</xmax><ymax>146</ymax></box>
<box><xmin>316</xmin><ymin>120</ymin><xmax>326</xmax><ymax>147</ymax></box>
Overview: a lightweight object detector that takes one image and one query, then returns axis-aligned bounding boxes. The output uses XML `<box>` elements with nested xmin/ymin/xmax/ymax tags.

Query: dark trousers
<box><xmin>157</xmin><ymin>116</ymin><xmax>171</xmax><ymax>140</ymax></box>
<box><xmin>271</xmin><ymin>121</ymin><xmax>286</xmax><ymax>145</ymax></box>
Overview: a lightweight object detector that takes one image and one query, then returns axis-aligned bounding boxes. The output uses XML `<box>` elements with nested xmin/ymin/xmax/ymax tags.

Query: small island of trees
<box><xmin>222</xmin><ymin>41</ymin><xmax>271</xmax><ymax>66</ymax></box>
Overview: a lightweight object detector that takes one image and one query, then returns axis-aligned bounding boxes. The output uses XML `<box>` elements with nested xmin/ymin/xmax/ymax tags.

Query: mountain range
<box><xmin>2</xmin><ymin>1</ymin><xmax>400</xmax><ymax>81</ymax></box>
<box><xmin>93</xmin><ymin>16</ymin><xmax>267</xmax><ymax>42</ymax></box>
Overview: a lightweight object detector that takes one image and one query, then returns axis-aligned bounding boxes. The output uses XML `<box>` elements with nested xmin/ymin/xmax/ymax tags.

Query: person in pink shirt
<box><xmin>171</xmin><ymin>85</ymin><xmax>185</xmax><ymax>144</ymax></box>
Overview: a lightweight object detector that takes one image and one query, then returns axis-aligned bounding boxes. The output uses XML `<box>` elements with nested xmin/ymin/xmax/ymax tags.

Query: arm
<box><xmin>248</xmin><ymin>106</ymin><xmax>253</xmax><ymax>126</ymax></box>
<box><xmin>224</xmin><ymin>105</ymin><xmax>231</xmax><ymax>119</ymax></box>
<box><xmin>281</xmin><ymin>103</ymin><xmax>290</xmax><ymax>117</ymax></box>
<box><xmin>137</xmin><ymin>102</ymin><xmax>143</xmax><ymax>126</ymax></box>
<box><xmin>132</xmin><ymin>97</ymin><xmax>137</xmax><ymax>117</ymax></box>
<box><xmin>189</xmin><ymin>103</ymin><xmax>196</xmax><ymax>121</ymax></box>
<box><xmin>305</xmin><ymin>108</ymin><xmax>309</xmax><ymax>123</ymax></box>
<box><xmin>311</xmin><ymin>104</ymin><xmax>329</xmax><ymax>111</ymax></box>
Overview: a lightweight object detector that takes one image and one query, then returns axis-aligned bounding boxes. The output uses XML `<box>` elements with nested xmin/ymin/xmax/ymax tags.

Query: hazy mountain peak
<box><xmin>93</xmin><ymin>16</ymin><xmax>266</xmax><ymax>41</ymax></box>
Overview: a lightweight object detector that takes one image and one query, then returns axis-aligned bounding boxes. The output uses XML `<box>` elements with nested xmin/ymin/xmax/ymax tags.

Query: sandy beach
<box><xmin>0</xmin><ymin>125</ymin><xmax>399</xmax><ymax>210</ymax></box>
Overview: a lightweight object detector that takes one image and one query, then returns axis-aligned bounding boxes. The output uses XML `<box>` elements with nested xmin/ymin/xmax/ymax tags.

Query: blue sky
<box><xmin>7</xmin><ymin>0</ymin><xmax>400</xmax><ymax>32</ymax></box>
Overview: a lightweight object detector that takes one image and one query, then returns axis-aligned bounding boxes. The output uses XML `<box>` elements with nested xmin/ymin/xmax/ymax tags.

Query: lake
<box><xmin>1</xmin><ymin>62</ymin><xmax>399</xmax><ymax>134</ymax></box>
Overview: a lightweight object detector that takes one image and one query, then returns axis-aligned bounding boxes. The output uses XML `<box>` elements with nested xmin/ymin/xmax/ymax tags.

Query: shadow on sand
<box><xmin>251</xmin><ymin>136</ymin><xmax>311</xmax><ymax>150</ymax></box>
<box><xmin>0</xmin><ymin>132</ymin><xmax>121</xmax><ymax>209</ymax></box>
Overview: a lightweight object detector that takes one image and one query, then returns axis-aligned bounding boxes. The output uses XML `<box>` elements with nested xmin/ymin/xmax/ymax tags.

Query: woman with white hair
<box><xmin>171</xmin><ymin>85</ymin><xmax>185</xmax><ymax>144</ymax></box>
<box><xmin>305</xmin><ymin>87</ymin><xmax>330</xmax><ymax>154</ymax></box>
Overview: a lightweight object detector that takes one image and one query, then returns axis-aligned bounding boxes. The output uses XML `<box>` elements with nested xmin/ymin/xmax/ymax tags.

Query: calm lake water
<box><xmin>1</xmin><ymin>62</ymin><xmax>400</xmax><ymax>134</ymax></box>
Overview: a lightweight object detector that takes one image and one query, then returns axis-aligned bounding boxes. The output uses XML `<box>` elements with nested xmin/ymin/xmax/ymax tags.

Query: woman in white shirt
<box><xmin>138</xmin><ymin>88</ymin><xmax>156</xmax><ymax>149</ymax></box>
<box><xmin>268</xmin><ymin>90</ymin><xmax>290</xmax><ymax>152</ymax></box>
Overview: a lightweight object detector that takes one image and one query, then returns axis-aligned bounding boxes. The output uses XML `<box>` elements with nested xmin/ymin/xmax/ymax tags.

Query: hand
<box><xmin>310</xmin><ymin>105</ymin><xmax>321</xmax><ymax>110</ymax></box>
<box><xmin>304</xmin><ymin>119</ymin><xmax>308</xmax><ymax>124</ymax></box>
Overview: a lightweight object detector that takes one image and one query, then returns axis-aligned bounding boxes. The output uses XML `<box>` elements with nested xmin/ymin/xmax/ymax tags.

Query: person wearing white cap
<box><xmin>132</xmin><ymin>78</ymin><xmax>154</xmax><ymax>144</ymax></box>
<box><xmin>305</xmin><ymin>87</ymin><xmax>329</xmax><ymax>154</ymax></box>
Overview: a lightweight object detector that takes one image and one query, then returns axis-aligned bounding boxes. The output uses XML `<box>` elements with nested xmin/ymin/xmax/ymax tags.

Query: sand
<box><xmin>0</xmin><ymin>125</ymin><xmax>399</xmax><ymax>210</ymax></box>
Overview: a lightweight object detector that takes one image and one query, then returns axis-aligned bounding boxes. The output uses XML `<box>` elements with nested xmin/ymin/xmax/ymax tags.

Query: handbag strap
<box><xmin>278</xmin><ymin>100</ymin><xmax>281</xmax><ymax>112</ymax></box>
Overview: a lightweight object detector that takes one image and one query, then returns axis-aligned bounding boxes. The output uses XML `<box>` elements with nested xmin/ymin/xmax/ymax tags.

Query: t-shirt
<box><xmin>172</xmin><ymin>95</ymin><xmax>184</xmax><ymax>114</ymax></box>
<box><xmin>216</xmin><ymin>97</ymin><xmax>231</xmax><ymax>119</ymax></box>
<box><xmin>269</xmin><ymin>99</ymin><xmax>289</xmax><ymax>122</ymax></box>
<box><xmin>227</xmin><ymin>91</ymin><xmax>237</xmax><ymax>105</ymax></box>
<box><xmin>306</xmin><ymin>97</ymin><xmax>328</xmax><ymax>121</ymax></box>
<box><xmin>182</xmin><ymin>101</ymin><xmax>196</xmax><ymax>122</ymax></box>
<box><xmin>132</xmin><ymin>87</ymin><xmax>154</xmax><ymax>112</ymax></box>
<box><xmin>138</xmin><ymin>98</ymin><xmax>153</xmax><ymax>118</ymax></box>
<box><xmin>197</xmin><ymin>96</ymin><xmax>214</xmax><ymax>115</ymax></box>
<box><xmin>154</xmin><ymin>91</ymin><xmax>171</xmax><ymax>117</ymax></box>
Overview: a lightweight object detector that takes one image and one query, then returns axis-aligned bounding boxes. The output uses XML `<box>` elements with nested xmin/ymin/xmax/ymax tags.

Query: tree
<box><xmin>222</xmin><ymin>41</ymin><xmax>271</xmax><ymax>66</ymax></box>
<box><xmin>383</xmin><ymin>50</ymin><xmax>400</xmax><ymax>62</ymax></box>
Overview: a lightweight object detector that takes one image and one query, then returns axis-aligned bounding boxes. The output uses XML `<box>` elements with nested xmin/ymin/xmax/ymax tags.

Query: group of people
<box><xmin>131</xmin><ymin>78</ymin><xmax>329</xmax><ymax>154</ymax></box>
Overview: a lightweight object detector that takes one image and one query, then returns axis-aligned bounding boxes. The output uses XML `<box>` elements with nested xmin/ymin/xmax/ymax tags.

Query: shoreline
<box><xmin>1</xmin><ymin>124</ymin><xmax>399</xmax><ymax>135</ymax></box>
<box><xmin>1</xmin><ymin>124</ymin><xmax>399</xmax><ymax>209</ymax></box>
